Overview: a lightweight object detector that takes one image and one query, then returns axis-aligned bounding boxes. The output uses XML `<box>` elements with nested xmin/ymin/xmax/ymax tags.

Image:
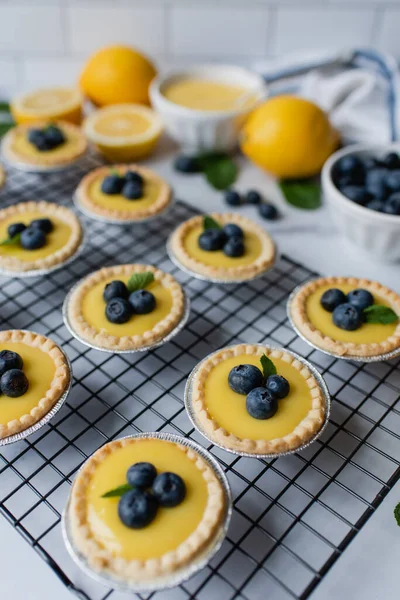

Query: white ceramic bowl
<box><xmin>149</xmin><ymin>64</ymin><xmax>267</xmax><ymax>153</ymax></box>
<box><xmin>322</xmin><ymin>143</ymin><xmax>400</xmax><ymax>262</ymax></box>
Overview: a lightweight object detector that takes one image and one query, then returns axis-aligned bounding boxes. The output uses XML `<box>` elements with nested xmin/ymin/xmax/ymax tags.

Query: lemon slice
<box><xmin>11</xmin><ymin>87</ymin><xmax>83</xmax><ymax>125</ymax></box>
<box><xmin>83</xmin><ymin>103</ymin><xmax>163</xmax><ymax>162</ymax></box>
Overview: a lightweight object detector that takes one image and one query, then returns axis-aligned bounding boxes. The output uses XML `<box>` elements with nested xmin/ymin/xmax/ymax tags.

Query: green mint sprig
<box><xmin>279</xmin><ymin>180</ymin><xmax>321</xmax><ymax>210</ymax></box>
<box><xmin>197</xmin><ymin>153</ymin><xmax>238</xmax><ymax>191</ymax></box>
<box><xmin>203</xmin><ymin>215</ymin><xmax>221</xmax><ymax>231</ymax></box>
<box><xmin>101</xmin><ymin>483</ymin><xmax>133</xmax><ymax>498</ymax></box>
<box><xmin>260</xmin><ymin>354</ymin><xmax>277</xmax><ymax>378</ymax></box>
<box><xmin>394</xmin><ymin>502</ymin><xmax>400</xmax><ymax>526</ymax></box>
<box><xmin>0</xmin><ymin>232</ymin><xmax>21</xmax><ymax>246</ymax></box>
<box><xmin>127</xmin><ymin>271</ymin><xmax>154</xmax><ymax>293</ymax></box>
<box><xmin>363</xmin><ymin>305</ymin><xmax>398</xmax><ymax>325</ymax></box>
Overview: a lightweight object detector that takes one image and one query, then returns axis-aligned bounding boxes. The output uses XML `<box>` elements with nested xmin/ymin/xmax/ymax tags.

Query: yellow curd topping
<box><xmin>85</xmin><ymin>439</ymin><xmax>209</xmax><ymax>560</ymax></box>
<box><xmin>163</xmin><ymin>78</ymin><xmax>256</xmax><ymax>112</ymax></box>
<box><xmin>88</xmin><ymin>174</ymin><xmax>162</xmax><ymax>212</ymax></box>
<box><xmin>306</xmin><ymin>284</ymin><xmax>397</xmax><ymax>344</ymax></box>
<box><xmin>11</xmin><ymin>128</ymin><xmax>82</xmax><ymax>160</ymax></box>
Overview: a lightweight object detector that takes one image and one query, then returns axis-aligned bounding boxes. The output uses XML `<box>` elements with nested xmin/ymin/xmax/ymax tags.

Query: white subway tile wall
<box><xmin>0</xmin><ymin>0</ymin><xmax>399</xmax><ymax>97</ymax></box>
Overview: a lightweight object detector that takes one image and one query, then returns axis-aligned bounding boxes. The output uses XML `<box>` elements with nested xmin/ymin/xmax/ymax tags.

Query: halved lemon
<box><xmin>83</xmin><ymin>104</ymin><xmax>163</xmax><ymax>162</ymax></box>
<box><xmin>11</xmin><ymin>87</ymin><xmax>83</xmax><ymax>125</ymax></box>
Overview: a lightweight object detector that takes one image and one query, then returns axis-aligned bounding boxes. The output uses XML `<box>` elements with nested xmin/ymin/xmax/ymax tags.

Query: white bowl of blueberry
<box><xmin>322</xmin><ymin>143</ymin><xmax>400</xmax><ymax>261</ymax></box>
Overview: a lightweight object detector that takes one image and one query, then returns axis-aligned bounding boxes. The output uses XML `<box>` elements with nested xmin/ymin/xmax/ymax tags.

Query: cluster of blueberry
<box><xmin>103</xmin><ymin>279</ymin><xmax>156</xmax><ymax>324</ymax></box>
<box><xmin>111</xmin><ymin>462</ymin><xmax>186</xmax><ymax>529</ymax></box>
<box><xmin>228</xmin><ymin>360</ymin><xmax>290</xmax><ymax>420</ymax></box>
<box><xmin>199</xmin><ymin>222</ymin><xmax>245</xmax><ymax>258</ymax></box>
<box><xmin>6</xmin><ymin>218</ymin><xmax>53</xmax><ymax>250</ymax></box>
<box><xmin>321</xmin><ymin>287</ymin><xmax>375</xmax><ymax>331</ymax></box>
<box><xmin>28</xmin><ymin>125</ymin><xmax>65</xmax><ymax>152</ymax></box>
<box><xmin>225</xmin><ymin>189</ymin><xmax>279</xmax><ymax>221</ymax></box>
<box><xmin>333</xmin><ymin>152</ymin><xmax>400</xmax><ymax>215</ymax></box>
<box><xmin>101</xmin><ymin>170</ymin><xmax>144</xmax><ymax>200</ymax></box>
<box><xmin>0</xmin><ymin>350</ymin><xmax>29</xmax><ymax>398</ymax></box>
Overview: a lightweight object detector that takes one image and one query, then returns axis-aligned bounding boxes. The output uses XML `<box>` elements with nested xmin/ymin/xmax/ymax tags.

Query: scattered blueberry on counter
<box><xmin>174</xmin><ymin>155</ymin><xmax>201</xmax><ymax>174</ymax></box>
<box><xmin>224</xmin><ymin>188</ymin><xmax>280</xmax><ymax>220</ymax></box>
<box><xmin>333</xmin><ymin>151</ymin><xmax>400</xmax><ymax>215</ymax></box>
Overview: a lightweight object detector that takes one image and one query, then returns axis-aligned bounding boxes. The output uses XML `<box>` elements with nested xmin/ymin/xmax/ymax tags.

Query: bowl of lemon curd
<box><xmin>150</xmin><ymin>65</ymin><xmax>267</xmax><ymax>153</ymax></box>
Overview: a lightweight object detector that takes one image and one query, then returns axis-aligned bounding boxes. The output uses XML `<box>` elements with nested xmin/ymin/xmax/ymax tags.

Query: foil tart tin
<box><xmin>287</xmin><ymin>282</ymin><xmax>400</xmax><ymax>363</ymax></box>
<box><xmin>62</xmin><ymin>281</ymin><xmax>191</xmax><ymax>354</ymax></box>
<box><xmin>166</xmin><ymin>235</ymin><xmax>277</xmax><ymax>285</ymax></box>
<box><xmin>73</xmin><ymin>190</ymin><xmax>175</xmax><ymax>225</ymax></box>
<box><xmin>61</xmin><ymin>431</ymin><xmax>232</xmax><ymax>594</ymax></box>
<box><xmin>184</xmin><ymin>343</ymin><xmax>331</xmax><ymax>460</ymax></box>
<box><xmin>0</xmin><ymin>334</ymin><xmax>72</xmax><ymax>446</ymax></box>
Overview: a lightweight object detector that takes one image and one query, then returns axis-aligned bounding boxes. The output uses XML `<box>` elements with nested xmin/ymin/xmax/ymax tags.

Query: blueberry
<box><xmin>224</xmin><ymin>190</ymin><xmax>242</xmax><ymax>207</ymax></box>
<box><xmin>365</xmin><ymin>168</ymin><xmax>389</xmax><ymax>200</ymax></box>
<box><xmin>246</xmin><ymin>387</ymin><xmax>278</xmax><ymax>420</ymax></box>
<box><xmin>385</xmin><ymin>170</ymin><xmax>400</xmax><ymax>193</ymax></box>
<box><xmin>198</xmin><ymin>229</ymin><xmax>226</xmax><ymax>251</ymax></box>
<box><xmin>366</xmin><ymin>199</ymin><xmax>385</xmax><ymax>212</ymax></box>
<box><xmin>336</xmin><ymin>174</ymin><xmax>356</xmax><ymax>190</ymax></box>
<box><xmin>129</xmin><ymin>290</ymin><xmax>156</xmax><ymax>314</ymax></box>
<box><xmin>266</xmin><ymin>374</ymin><xmax>290</xmax><ymax>399</ymax></box>
<box><xmin>101</xmin><ymin>175</ymin><xmax>124</xmax><ymax>195</ymax></box>
<box><xmin>361</xmin><ymin>156</ymin><xmax>379</xmax><ymax>171</ymax></box>
<box><xmin>152</xmin><ymin>472</ymin><xmax>186</xmax><ymax>507</ymax></box>
<box><xmin>103</xmin><ymin>280</ymin><xmax>129</xmax><ymax>302</ymax></box>
<box><xmin>222</xmin><ymin>223</ymin><xmax>243</xmax><ymax>239</ymax></box>
<box><xmin>30</xmin><ymin>218</ymin><xmax>53</xmax><ymax>234</ymax></box>
<box><xmin>20</xmin><ymin>227</ymin><xmax>46</xmax><ymax>250</ymax></box>
<box><xmin>320</xmin><ymin>288</ymin><xmax>347</xmax><ymax>312</ymax></box>
<box><xmin>127</xmin><ymin>462</ymin><xmax>157</xmax><ymax>489</ymax></box>
<box><xmin>105</xmin><ymin>297</ymin><xmax>132</xmax><ymax>324</ymax></box>
<box><xmin>332</xmin><ymin>303</ymin><xmax>363</xmax><ymax>331</ymax></box>
<box><xmin>122</xmin><ymin>180</ymin><xmax>143</xmax><ymax>200</ymax></box>
<box><xmin>0</xmin><ymin>368</ymin><xmax>28</xmax><ymax>397</ymax></box>
<box><xmin>0</xmin><ymin>350</ymin><xmax>23</xmax><ymax>376</ymax></box>
<box><xmin>245</xmin><ymin>190</ymin><xmax>262</xmax><ymax>205</ymax></box>
<box><xmin>347</xmin><ymin>288</ymin><xmax>374</xmax><ymax>310</ymax></box>
<box><xmin>259</xmin><ymin>203</ymin><xmax>279</xmax><ymax>220</ymax></box>
<box><xmin>223</xmin><ymin>236</ymin><xmax>245</xmax><ymax>257</ymax></box>
<box><xmin>125</xmin><ymin>170</ymin><xmax>144</xmax><ymax>185</ymax></box>
<box><xmin>228</xmin><ymin>364</ymin><xmax>264</xmax><ymax>395</ymax></box>
<box><xmin>174</xmin><ymin>155</ymin><xmax>200</xmax><ymax>174</ymax></box>
<box><xmin>28</xmin><ymin>129</ymin><xmax>51</xmax><ymax>151</ymax></box>
<box><xmin>44</xmin><ymin>125</ymin><xmax>65</xmax><ymax>149</ymax></box>
<box><xmin>334</xmin><ymin>155</ymin><xmax>365</xmax><ymax>185</ymax></box>
<box><xmin>118</xmin><ymin>489</ymin><xmax>158</xmax><ymax>529</ymax></box>
<box><xmin>7</xmin><ymin>222</ymin><xmax>26</xmax><ymax>238</ymax></box>
<box><xmin>384</xmin><ymin>193</ymin><xmax>400</xmax><ymax>215</ymax></box>
<box><xmin>340</xmin><ymin>186</ymin><xmax>372</xmax><ymax>206</ymax></box>
<box><xmin>382</xmin><ymin>152</ymin><xmax>400</xmax><ymax>170</ymax></box>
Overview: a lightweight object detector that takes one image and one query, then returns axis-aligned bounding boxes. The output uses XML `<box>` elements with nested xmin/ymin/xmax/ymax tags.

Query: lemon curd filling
<box><xmin>0</xmin><ymin>342</ymin><xmax>56</xmax><ymax>424</ymax></box>
<box><xmin>86</xmin><ymin>439</ymin><xmax>209</xmax><ymax>560</ymax></box>
<box><xmin>89</xmin><ymin>175</ymin><xmax>162</xmax><ymax>212</ymax></box>
<box><xmin>11</xmin><ymin>129</ymin><xmax>82</xmax><ymax>160</ymax></box>
<box><xmin>81</xmin><ymin>276</ymin><xmax>173</xmax><ymax>337</ymax></box>
<box><xmin>204</xmin><ymin>354</ymin><xmax>313</xmax><ymax>440</ymax></box>
<box><xmin>306</xmin><ymin>284</ymin><xmax>397</xmax><ymax>344</ymax></box>
<box><xmin>163</xmin><ymin>78</ymin><xmax>256</xmax><ymax>112</ymax></box>
<box><xmin>0</xmin><ymin>212</ymin><xmax>72</xmax><ymax>261</ymax></box>
<box><xmin>184</xmin><ymin>225</ymin><xmax>262</xmax><ymax>268</ymax></box>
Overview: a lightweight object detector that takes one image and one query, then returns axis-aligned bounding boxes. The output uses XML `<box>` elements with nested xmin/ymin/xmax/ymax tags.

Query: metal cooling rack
<box><xmin>0</xmin><ymin>154</ymin><xmax>400</xmax><ymax>600</ymax></box>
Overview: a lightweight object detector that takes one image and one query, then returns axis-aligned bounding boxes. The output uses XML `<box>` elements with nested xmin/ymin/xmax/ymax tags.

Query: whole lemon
<box><xmin>80</xmin><ymin>45</ymin><xmax>157</xmax><ymax>107</ymax></box>
<box><xmin>241</xmin><ymin>95</ymin><xmax>339</xmax><ymax>179</ymax></box>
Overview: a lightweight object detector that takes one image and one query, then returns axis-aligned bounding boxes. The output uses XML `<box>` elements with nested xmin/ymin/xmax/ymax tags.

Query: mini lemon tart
<box><xmin>0</xmin><ymin>201</ymin><xmax>83</xmax><ymax>273</ymax></box>
<box><xmin>76</xmin><ymin>164</ymin><xmax>171</xmax><ymax>222</ymax></box>
<box><xmin>3</xmin><ymin>121</ymin><xmax>87</xmax><ymax>169</ymax></box>
<box><xmin>191</xmin><ymin>344</ymin><xmax>326</xmax><ymax>455</ymax></box>
<box><xmin>68</xmin><ymin>435</ymin><xmax>226</xmax><ymax>583</ymax></box>
<box><xmin>67</xmin><ymin>264</ymin><xmax>185</xmax><ymax>351</ymax></box>
<box><xmin>290</xmin><ymin>277</ymin><xmax>400</xmax><ymax>357</ymax></box>
<box><xmin>170</xmin><ymin>213</ymin><xmax>275</xmax><ymax>281</ymax></box>
<box><xmin>0</xmin><ymin>330</ymin><xmax>70</xmax><ymax>439</ymax></box>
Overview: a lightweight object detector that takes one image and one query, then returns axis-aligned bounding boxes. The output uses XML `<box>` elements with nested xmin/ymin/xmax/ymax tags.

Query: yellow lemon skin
<box><xmin>80</xmin><ymin>45</ymin><xmax>157</xmax><ymax>107</ymax></box>
<box><xmin>241</xmin><ymin>95</ymin><xmax>340</xmax><ymax>179</ymax></box>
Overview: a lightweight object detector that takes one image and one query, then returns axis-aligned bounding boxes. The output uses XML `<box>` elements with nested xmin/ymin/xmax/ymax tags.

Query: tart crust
<box><xmin>75</xmin><ymin>164</ymin><xmax>172</xmax><ymax>221</ymax></box>
<box><xmin>69</xmin><ymin>436</ymin><xmax>225</xmax><ymax>582</ymax></box>
<box><xmin>67</xmin><ymin>264</ymin><xmax>185</xmax><ymax>351</ymax></box>
<box><xmin>170</xmin><ymin>213</ymin><xmax>275</xmax><ymax>281</ymax></box>
<box><xmin>192</xmin><ymin>344</ymin><xmax>326</xmax><ymax>454</ymax></box>
<box><xmin>0</xmin><ymin>330</ymin><xmax>70</xmax><ymax>439</ymax></box>
<box><xmin>290</xmin><ymin>277</ymin><xmax>400</xmax><ymax>357</ymax></box>
<box><xmin>3</xmin><ymin>121</ymin><xmax>87</xmax><ymax>167</ymax></box>
<box><xmin>0</xmin><ymin>201</ymin><xmax>83</xmax><ymax>272</ymax></box>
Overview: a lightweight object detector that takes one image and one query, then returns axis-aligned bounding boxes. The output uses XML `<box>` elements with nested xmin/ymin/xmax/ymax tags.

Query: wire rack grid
<box><xmin>0</xmin><ymin>154</ymin><xmax>400</xmax><ymax>600</ymax></box>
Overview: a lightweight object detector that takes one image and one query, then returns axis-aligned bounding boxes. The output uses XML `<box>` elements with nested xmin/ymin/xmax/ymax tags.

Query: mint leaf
<box><xmin>279</xmin><ymin>180</ymin><xmax>321</xmax><ymax>210</ymax></box>
<box><xmin>101</xmin><ymin>483</ymin><xmax>133</xmax><ymax>498</ymax></box>
<box><xmin>395</xmin><ymin>502</ymin><xmax>400</xmax><ymax>526</ymax></box>
<box><xmin>203</xmin><ymin>215</ymin><xmax>221</xmax><ymax>230</ymax></box>
<box><xmin>0</xmin><ymin>122</ymin><xmax>13</xmax><ymax>138</ymax></box>
<box><xmin>0</xmin><ymin>102</ymin><xmax>10</xmax><ymax>112</ymax></box>
<box><xmin>364</xmin><ymin>305</ymin><xmax>398</xmax><ymax>325</ymax></box>
<box><xmin>127</xmin><ymin>271</ymin><xmax>154</xmax><ymax>293</ymax></box>
<box><xmin>260</xmin><ymin>354</ymin><xmax>277</xmax><ymax>379</ymax></box>
<box><xmin>198</xmin><ymin>153</ymin><xmax>237</xmax><ymax>190</ymax></box>
<box><xmin>0</xmin><ymin>233</ymin><xmax>21</xmax><ymax>246</ymax></box>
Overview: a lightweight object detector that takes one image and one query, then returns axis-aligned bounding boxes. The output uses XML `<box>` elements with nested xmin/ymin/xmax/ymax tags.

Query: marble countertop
<box><xmin>1</xmin><ymin>142</ymin><xmax>399</xmax><ymax>600</ymax></box>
